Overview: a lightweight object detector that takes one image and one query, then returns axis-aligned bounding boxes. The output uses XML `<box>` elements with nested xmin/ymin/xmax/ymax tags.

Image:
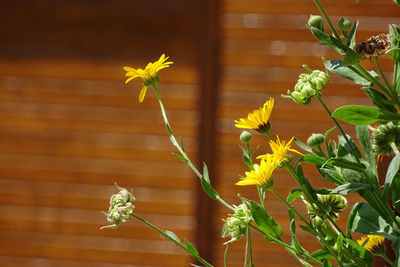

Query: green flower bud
<box><xmin>303</xmin><ymin>194</ymin><xmax>347</xmax><ymax>221</ymax></box>
<box><xmin>308</xmin><ymin>15</ymin><xmax>324</xmax><ymax>32</ymax></box>
<box><xmin>101</xmin><ymin>184</ymin><xmax>136</xmax><ymax>229</ymax></box>
<box><xmin>307</xmin><ymin>133</ymin><xmax>325</xmax><ymax>147</ymax></box>
<box><xmin>337</xmin><ymin>17</ymin><xmax>352</xmax><ymax>32</ymax></box>
<box><xmin>282</xmin><ymin>67</ymin><xmax>329</xmax><ymax>105</ymax></box>
<box><xmin>372</xmin><ymin>122</ymin><xmax>400</xmax><ymax>157</ymax></box>
<box><xmin>240</xmin><ymin>130</ymin><xmax>252</xmax><ymax>143</ymax></box>
<box><xmin>222</xmin><ymin>203</ymin><xmax>253</xmax><ymax>244</ymax></box>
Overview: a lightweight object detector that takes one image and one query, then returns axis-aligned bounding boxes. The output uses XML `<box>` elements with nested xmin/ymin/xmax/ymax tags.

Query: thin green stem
<box><xmin>312</xmin><ymin>0</ymin><xmax>340</xmax><ymax>40</ymax></box>
<box><xmin>376</xmin><ymin>252</ymin><xmax>394</xmax><ymax>266</ymax></box>
<box><xmin>131</xmin><ymin>213</ymin><xmax>213</xmax><ymax>267</ymax></box>
<box><xmin>315</xmin><ymin>95</ymin><xmax>361</xmax><ymax>163</ymax></box>
<box><xmin>373</xmin><ymin>56</ymin><xmax>391</xmax><ymax>90</ymax></box>
<box><xmin>247</xmin><ymin>228</ymin><xmax>254</xmax><ymax>267</ymax></box>
<box><xmin>152</xmin><ymin>85</ymin><xmax>234</xmax><ymax>211</ymax></box>
<box><xmin>223</xmin><ymin>245</ymin><xmax>229</xmax><ymax>267</ymax></box>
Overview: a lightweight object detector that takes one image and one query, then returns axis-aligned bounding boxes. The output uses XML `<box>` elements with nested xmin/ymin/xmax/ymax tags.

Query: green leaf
<box><xmin>324</xmin><ymin>59</ymin><xmax>374</xmax><ymax>86</ymax></box>
<box><xmin>356</xmin><ymin>125</ymin><xmax>377</xmax><ymax>176</ymax></box>
<box><xmin>338</xmin><ymin>135</ymin><xmax>362</xmax><ymax>159</ymax></box>
<box><xmin>247</xmin><ymin>200</ymin><xmax>282</xmax><ymax>241</ymax></box>
<box><xmin>347</xmin><ymin>20</ymin><xmax>359</xmax><ymax>48</ymax></box>
<box><xmin>336</xmin><ymin>234</ymin><xmax>344</xmax><ymax>259</ymax></box>
<box><xmin>166</xmin><ymin>123</ymin><xmax>173</xmax><ymax>136</ymax></box>
<box><xmin>342</xmin><ymin>48</ymin><xmax>362</xmax><ymax>66</ymax></box>
<box><xmin>345</xmin><ymin>238</ymin><xmax>373</xmax><ymax>264</ymax></box>
<box><xmin>310</xmin><ymin>26</ymin><xmax>331</xmax><ymax>44</ymax></box>
<box><xmin>164</xmin><ymin>230</ymin><xmax>180</xmax><ymax>243</ymax></box>
<box><xmin>240</xmin><ymin>145</ymin><xmax>254</xmax><ymax>170</ymax></box>
<box><xmin>294</xmin><ymin>138</ymin><xmax>314</xmax><ymax>153</ymax></box>
<box><xmin>384</xmin><ymin>153</ymin><xmax>400</xmax><ymax>201</ymax></box>
<box><xmin>302</xmin><ymin>154</ymin><xmax>366</xmax><ymax>171</ymax></box>
<box><xmin>299</xmin><ymin>224</ymin><xmax>318</xmax><ymax>236</ymax></box>
<box><xmin>391</xmin><ymin>174</ymin><xmax>400</xmax><ymax>212</ymax></box>
<box><xmin>287</xmin><ymin>189</ymin><xmax>303</xmax><ymax>203</ymax></box>
<box><xmin>363</xmin><ymin>87</ymin><xmax>397</xmax><ymax>113</ymax></box>
<box><xmin>318</xmin><ymin>168</ymin><xmax>346</xmax><ymax>185</ymax></box>
<box><xmin>331</xmin><ymin>183</ymin><xmax>371</xmax><ymax>194</ymax></box>
<box><xmin>201</xmin><ymin>163</ymin><xmax>218</xmax><ymax>200</ymax></box>
<box><xmin>171</xmin><ymin>153</ymin><xmax>189</xmax><ymax>163</ymax></box>
<box><xmin>332</xmin><ymin>105</ymin><xmax>400</xmax><ymax>125</ymax></box>
<box><xmin>180</xmin><ymin>137</ymin><xmax>185</xmax><ymax>152</ymax></box>
<box><xmin>349</xmin><ymin>202</ymin><xmax>394</xmax><ymax>239</ymax></box>
<box><xmin>310</xmin><ymin>248</ymin><xmax>334</xmax><ymax>260</ymax></box>
<box><xmin>185</xmin><ymin>238</ymin><xmax>199</xmax><ymax>258</ymax></box>
<box><xmin>288</xmin><ymin>210</ymin><xmax>306</xmax><ymax>255</ymax></box>
<box><xmin>329</xmin><ymin>35</ymin><xmax>347</xmax><ymax>50</ymax></box>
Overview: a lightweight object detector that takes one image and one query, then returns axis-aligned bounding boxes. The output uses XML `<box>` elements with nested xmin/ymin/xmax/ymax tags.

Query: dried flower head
<box><xmin>355</xmin><ymin>34</ymin><xmax>391</xmax><ymax>59</ymax></box>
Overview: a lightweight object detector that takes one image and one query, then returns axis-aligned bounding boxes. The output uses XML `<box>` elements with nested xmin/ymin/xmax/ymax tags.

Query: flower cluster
<box><xmin>222</xmin><ymin>203</ymin><xmax>253</xmax><ymax>244</ymax></box>
<box><xmin>282</xmin><ymin>67</ymin><xmax>329</xmax><ymax>105</ymax></box>
<box><xmin>101</xmin><ymin>184</ymin><xmax>136</xmax><ymax>229</ymax></box>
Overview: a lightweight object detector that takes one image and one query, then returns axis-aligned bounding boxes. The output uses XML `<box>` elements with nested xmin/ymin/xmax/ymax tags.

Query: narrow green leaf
<box><xmin>391</xmin><ymin>174</ymin><xmax>400</xmax><ymax>212</ymax></box>
<box><xmin>164</xmin><ymin>230</ymin><xmax>180</xmax><ymax>243</ymax></box>
<box><xmin>185</xmin><ymin>238</ymin><xmax>199</xmax><ymax>258</ymax></box>
<box><xmin>288</xmin><ymin>210</ymin><xmax>306</xmax><ymax>255</ymax></box>
<box><xmin>180</xmin><ymin>137</ymin><xmax>185</xmax><ymax>152</ymax></box>
<box><xmin>329</xmin><ymin>35</ymin><xmax>347</xmax><ymax>50</ymax></box>
<box><xmin>299</xmin><ymin>224</ymin><xmax>318</xmax><ymax>236</ymax></box>
<box><xmin>331</xmin><ymin>183</ymin><xmax>371</xmax><ymax>194</ymax></box>
<box><xmin>294</xmin><ymin>138</ymin><xmax>314</xmax><ymax>153</ymax></box>
<box><xmin>287</xmin><ymin>189</ymin><xmax>303</xmax><ymax>203</ymax></box>
<box><xmin>309</xmin><ymin>26</ymin><xmax>331</xmax><ymax>43</ymax></box>
<box><xmin>384</xmin><ymin>154</ymin><xmax>400</xmax><ymax>201</ymax></box>
<box><xmin>336</xmin><ymin>234</ymin><xmax>344</xmax><ymax>259</ymax></box>
<box><xmin>247</xmin><ymin>200</ymin><xmax>282</xmax><ymax>241</ymax></box>
<box><xmin>302</xmin><ymin>154</ymin><xmax>366</xmax><ymax>171</ymax></box>
<box><xmin>363</xmin><ymin>87</ymin><xmax>397</xmax><ymax>113</ymax></box>
<box><xmin>347</xmin><ymin>20</ymin><xmax>359</xmax><ymax>48</ymax></box>
<box><xmin>310</xmin><ymin>248</ymin><xmax>334</xmax><ymax>260</ymax></box>
<box><xmin>332</xmin><ymin>105</ymin><xmax>400</xmax><ymax>125</ymax></box>
<box><xmin>166</xmin><ymin>124</ymin><xmax>173</xmax><ymax>136</ymax></box>
<box><xmin>318</xmin><ymin>168</ymin><xmax>346</xmax><ymax>185</ymax></box>
<box><xmin>203</xmin><ymin>163</ymin><xmax>210</xmax><ymax>182</ymax></box>
<box><xmin>345</xmin><ymin>238</ymin><xmax>373</xmax><ymax>264</ymax></box>
<box><xmin>342</xmin><ymin>48</ymin><xmax>362</xmax><ymax>66</ymax></box>
<box><xmin>356</xmin><ymin>125</ymin><xmax>377</xmax><ymax>175</ymax></box>
<box><xmin>172</xmin><ymin>153</ymin><xmax>188</xmax><ymax>163</ymax></box>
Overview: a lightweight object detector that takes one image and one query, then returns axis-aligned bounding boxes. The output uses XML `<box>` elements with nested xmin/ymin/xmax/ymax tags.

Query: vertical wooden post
<box><xmin>196</xmin><ymin>0</ymin><xmax>221</xmax><ymax>263</ymax></box>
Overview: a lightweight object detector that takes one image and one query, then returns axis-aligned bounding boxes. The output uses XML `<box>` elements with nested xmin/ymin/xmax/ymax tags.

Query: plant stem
<box><xmin>312</xmin><ymin>0</ymin><xmax>340</xmax><ymax>40</ymax></box>
<box><xmin>376</xmin><ymin>252</ymin><xmax>394</xmax><ymax>266</ymax></box>
<box><xmin>373</xmin><ymin>56</ymin><xmax>392</xmax><ymax>90</ymax></box>
<box><xmin>152</xmin><ymin>85</ymin><xmax>234</xmax><ymax>211</ymax></box>
<box><xmin>247</xmin><ymin>228</ymin><xmax>254</xmax><ymax>267</ymax></box>
<box><xmin>131</xmin><ymin>213</ymin><xmax>214</xmax><ymax>267</ymax></box>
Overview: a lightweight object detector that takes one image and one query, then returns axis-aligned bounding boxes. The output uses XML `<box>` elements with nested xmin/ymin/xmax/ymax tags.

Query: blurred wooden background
<box><xmin>0</xmin><ymin>0</ymin><xmax>398</xmax><ymax>266</ymax></box>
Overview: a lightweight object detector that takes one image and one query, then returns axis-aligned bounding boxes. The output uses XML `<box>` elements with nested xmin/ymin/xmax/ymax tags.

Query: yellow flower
<box><xmin>123</xmin><ymin>54</ymin><xmax>173</xmax><ymax>102</ymax></box>
<box><xmin>357</xmin><ymin>235</ymin><xmax>385</xmax><ymax>252</ymax></box>
<box><xmin>236</xmin><ymin>154</ymin><xmax>278</xmax><ymax>189</ymax></box>
<box><xmin>258</xmin><ymin>135</ymin><xmax>303</xmax><ymax>164</ymax></box>
<box><xmin>234</xmin><ymin>98</ymin><xmax>274</xmax><ymax>135</ymax></box>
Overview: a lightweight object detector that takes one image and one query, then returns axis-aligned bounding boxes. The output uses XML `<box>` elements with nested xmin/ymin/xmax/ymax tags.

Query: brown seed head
<box><xmin>355</xmin><ymin>33</ymin><xmax>391</xmax><ymax>59</ymax></box>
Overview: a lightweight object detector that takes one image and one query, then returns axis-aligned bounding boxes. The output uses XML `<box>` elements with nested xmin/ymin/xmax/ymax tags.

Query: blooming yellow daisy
<box><xmin>356</xmin><ymin>235</ymin><xmax>385</xmax><ymax>252</ymax></box>
<box><xmin>123</xmin><ymin>54</ymin><xmax>173</xmax><ymax>102</ymax></box>
<box><xmin>236</xmin><ymin>154</ymin><xmax>278</xmax><ymax>189</ymax></box>
<box><xmin>258</xmin><ymin>135</ymin><xmax>303</xmax><ymax>164</ymax></box>
<box><xmin>234</xmin><ymin>98</ymin><xmax>274</xmax><ymax>135</ymax></box>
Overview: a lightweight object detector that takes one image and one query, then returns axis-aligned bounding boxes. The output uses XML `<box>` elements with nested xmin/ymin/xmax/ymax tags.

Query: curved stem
<box><xmin>247</xmin><ymin>228</ymin><xmax>254</xmax><ymax>267</ymax></box>
<box><xmin>131</xmin><ymin>213</ymin><xmax>213</xmax><ymax>267</ymax></box>
<box><xmin>152</xmin><ymin>85</ymin><xmax>234</xmax><ymax>211</ymax></box>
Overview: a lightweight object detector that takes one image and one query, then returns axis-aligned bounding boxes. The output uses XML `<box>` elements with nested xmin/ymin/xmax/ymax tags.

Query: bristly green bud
<box><xmin>372</xmin><ymin>122</ymin><xmax>400</xmax><ymax>157</ymax></box>
<box><xmin>282</xmin><ymin>66</ymin><xmax>329</xmax><ymax>105</ymax></box>
<box><xmin>337</xmin><ymin>17</ymin><xmax>352</xmax><ymax>32</ymax></box>
<box><xmin>101</xmin><ymin>184</ymin><xmax>136</xmax><ymax>229</ymax></box>
<box><xmin>303</xmin><ymin>194</ymin><xmax>347</xmax><ymax>222</ymax></box>
<box><xmin>222</xmin><ymin>203</ymin><xmax>253</xmax><ymax>244</ymax></box>
<box><xmin>240</xmin><ymin>130</ymin><xmax>252</xmax><ymax>143</ymax></box>
<box><xmin>307</xmin><ymin>133</ymin><xmax>325</xmax><ymax>147</ymax></box>
<box><xmin>308</xmin><ymin>15</ymin><xmax>324</xmax><ymax>32</ymax></box>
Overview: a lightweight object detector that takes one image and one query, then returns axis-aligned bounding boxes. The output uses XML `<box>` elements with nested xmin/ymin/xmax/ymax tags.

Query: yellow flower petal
<box><xmin>138</xmin><ymin>86</ymin><xmax>148</xmax><ymax>103</ymax></box>
<box><xmin>234</xmin><ymin>98</ymin><xmax>274</xmax><ymax>134</ymax></box>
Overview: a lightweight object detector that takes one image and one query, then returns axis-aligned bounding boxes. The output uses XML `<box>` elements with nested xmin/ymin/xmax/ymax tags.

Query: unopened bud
<box><xmin>307</xmin><ymin>133</ymin><xmax>325</xmax><ymax>147</ymax></box>
<box><xmin>308</xmin><ymin>15</ymin><xmax>324</xmax><ymax>32</ymax></box>
<box><xmin>222</xmin><ymin>203</ymin><xmax>253</xmax><ymax>244</ymax></box>
<box><xmin>240</xmin><ymin>131</ymin><xmax>252</xmax><ymax>143</ymax></box>
<box><xmin>338</xmin><ymin>17</ymin><xmax>352</xmax><ymax>32</ymax></box>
